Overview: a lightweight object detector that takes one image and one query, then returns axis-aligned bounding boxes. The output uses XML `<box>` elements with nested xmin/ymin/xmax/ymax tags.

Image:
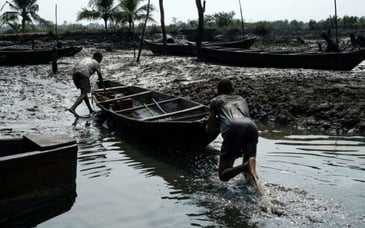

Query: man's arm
<box><xmin>96</xmin><ymin>70</ymin><xmax>103</xmax><ymax>81</ymax></box>
<box><xmin>206</xmin><ymin>99</ymin><xmax>219</xmax><ymax>135</ymax></box>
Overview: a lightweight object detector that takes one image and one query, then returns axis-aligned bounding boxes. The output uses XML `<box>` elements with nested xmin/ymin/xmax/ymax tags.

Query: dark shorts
<box><xmin>72</xmin><ymin>72</ymin><xmax>91</xmax><ymax>93</ymax></box>
<box><xmin>221</xmin><ymin>120</ymin><xmax>258</xmax><ymax>163</ymax></box>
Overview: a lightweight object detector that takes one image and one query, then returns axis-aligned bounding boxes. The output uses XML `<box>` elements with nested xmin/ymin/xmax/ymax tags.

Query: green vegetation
<box><xmin>77</xmin><ymin>0</ymin><xmax>119</xmax><ymax>30</ymax></box>
<box><xmin>77</xmin><ymin>0</ymin><xmax>155</xmax><ymax>31</ymax></box>
<box><xmin>0</xmin><ymin>0</ymin><xmax>51</xmax><ymax>33</ymax></box>
<box><xmin>1</xmin><ymin>2</ymin><xmax>364</xmax><ymax>35</ymax></box>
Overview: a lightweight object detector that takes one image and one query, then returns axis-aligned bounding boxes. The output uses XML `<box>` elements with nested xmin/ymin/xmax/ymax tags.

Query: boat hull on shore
<box><xmin>144</xmin><ymin>38</ymin><xmax>256</xmax><ymax>56</ymax></box>
<box><xmin>0</xmin><ymin>46</ymin><xmax>82</xmax><ymax>66</ymax></box>
<box><xmin>0</xmin><ymin>134</ymin><xmax>78</xmax><ymax>226</ymax></box>
<box><xmin>93</xmin><ymin>80</ymin><xmax>219</xmax><ymax>149</ymax></box>
<box><xmin>196</xmin><ymin>46</ymin><xmax>365</xmax><ymax>71</ymax></box>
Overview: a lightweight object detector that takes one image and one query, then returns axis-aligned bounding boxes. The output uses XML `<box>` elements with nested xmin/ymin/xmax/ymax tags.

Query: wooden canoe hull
<box><xmin>93</xmin><ymin>80</ymin><xmax>219</xmax><ymax>149</ymax></box>
<box><xmin>198</xmin><ymin>46</ymin><xmax>365</xmax><ymax>71</ymax></box>
<box><xmin>0</xmin><ymin>134</ymin><xmax>78</xmax><ymax>225</ymax></box>
<box><xmin>103</xmin><ymin>111</ymin><xmax>217</xmax><ymax>149</ymax></box>
<box><xmin>144</xmin><ymin>38</ymin><xmax>256</xmax><ymax>56</ymax></box>
<box><xmin>0</xmin><ymin>46</ymin><xmax>82</xmax><ymax>66</ymax></box>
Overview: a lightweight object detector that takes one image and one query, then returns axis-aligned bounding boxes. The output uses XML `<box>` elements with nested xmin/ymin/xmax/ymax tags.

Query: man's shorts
<box><xmin>72</xmin><ymin>72</ymin><xmax>91</xmax><ymax>93</ymax></box>
<box><xmin>220</xmin><ymin>119</ymin><xmax>258</xmax><ymax>163</ymax></box>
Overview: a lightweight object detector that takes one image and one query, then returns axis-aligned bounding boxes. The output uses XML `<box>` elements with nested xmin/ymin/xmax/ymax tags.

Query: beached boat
<box><xmin>0</xmin><ymin>134</ymin><xmax>78</xmax><ymax>226</ymax></box>
<box><xmin>144</xmin><ymin>38</ymin><xmax>256</xmax><ymax>56</ymax></box>
<box><xmin>0</xmin><ymin>46</ymin><xmax>82</xmax><ymax>66</ymax></box>
<box><xmin>92</xmin><ymin>80</ymin><xmax>219</xmax><ymax>149</ymax></box>
<box><xmin>194</xmin><ymin>46</ymin><xmax>365</xmax><ymax>71</ymax></box>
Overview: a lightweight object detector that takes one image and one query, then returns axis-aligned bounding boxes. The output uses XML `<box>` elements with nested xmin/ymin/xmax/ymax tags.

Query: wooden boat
<box><xmin>0</xmin><ymin>46</ymin><xmax>82</xmax><ymax>66</ymax></box>
<box><xmin>195</xmin><ymin>46</ymin><xmax>365</xmax><ymax>71</ymax></box>
<box><xmin>0</xmin><ymin>134</ymin><xmax>78</xmax><ymax>226</ymax></box>
<box><xmin>92</xmin><ymin>80</ymin><xmax>219</xmax><ymax>149</ymax></box>
<box><xmin>144</xmin><ymin>38</ymin><xmax>256</xmax><ymax>56</ymax></box>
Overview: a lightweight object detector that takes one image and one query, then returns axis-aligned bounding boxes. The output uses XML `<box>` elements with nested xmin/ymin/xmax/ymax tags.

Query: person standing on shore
<box><xmin>67</xmin><ymin>52</ymin><xmax>103</xmax><ymax>117</ymax></box>
<box><xmin>204</xmin><ymin>78</ymin><xmax>259</xmax><ymax>185</ymax></box>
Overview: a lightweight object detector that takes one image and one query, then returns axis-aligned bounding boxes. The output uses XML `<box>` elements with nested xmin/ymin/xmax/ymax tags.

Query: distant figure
<box><xmin>317</xmin><ymin>42</ymin><xmax>323</xmax><ymax>52</ymax></box>
<box><xmin>351</xmin><ymin>33</ymin><xmax>365</xmax><ymax>47</ymax></box>
<box><xmin>67</xmin><ymin>52</ymin><xmax>103</xmax><ymax>117</ymax></box>
<box><xmin>350</xmin><ymin>33</ymin><xmax>357</xmax><ymax>47</ymax></box>
<box><xmin>204</xmin><ymin>79</ymin><xmax>259</xmax><ymax>185</ymax></box>
<box><xmin>321</xmin><ymin>32</ymin><xmax>339</xmax><ymax>52</ymax></box>
<box><xmin>358</xmin><ymin>35</ymin><xmax>365</xmax><ymax>46</ymax></box>
<box><xmin>296</xmin><ymin>37</ymin><xmax>305</xmax><ymax>45</ymax></box>
<box><xmin>52</xmin><ymin>47</ymin><xmax>58</xmax><ymax>74</ymax></box>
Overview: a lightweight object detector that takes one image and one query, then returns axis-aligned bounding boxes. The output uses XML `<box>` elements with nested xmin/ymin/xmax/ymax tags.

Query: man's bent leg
<box><xmin>219</xmin><ymin>157</ymin><xmax>245</xmax><ymax>182</ymax></box>
<box><xmin>84</xmin><ymin>94</ymin><xmax>94</xmax><ymax>113</ymax></box>
<box><xmin>69</xmin><ymin>91</ymin><xmax>87</xmax><ymax>117</ymax></box>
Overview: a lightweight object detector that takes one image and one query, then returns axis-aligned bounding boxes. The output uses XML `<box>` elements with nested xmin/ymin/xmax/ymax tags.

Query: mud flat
<box><xmin>0</xmin><ymin>31</ymin><xmax>364</xmax><ymax>136</ymax></box>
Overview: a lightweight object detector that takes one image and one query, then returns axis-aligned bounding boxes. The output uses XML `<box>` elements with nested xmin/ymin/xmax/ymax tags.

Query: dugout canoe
<box><xmin>0</xmin><ymin>134</ymin><xmax>77</xmax><ymax>226</ymax></box>
<box><xmin>144</xmin><ymin>38</ymin><xmax>256</xmax><ymax>56</ymax></box>
<box><xmin>195</xmin><ymin>45</ymin><xmax>365</xmax><ymax>71</ymax></box>
<box><xmin>92</xmin><ymin>80</ymin><xmax>219</xmax><ymax>149</ymax></box>
<box><xmin>0</xmin><ymin>46</ymin><xmax>82</xmax><ymax>66</ymax></box>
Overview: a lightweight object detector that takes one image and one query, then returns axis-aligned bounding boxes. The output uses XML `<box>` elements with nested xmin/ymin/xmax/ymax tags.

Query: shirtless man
<box><xmin>68</xmin><ymin>52</ymin><xmax>103</xmax><ymax>117</ymax></box>
<box><xmin>205</xmin><ymin>78</ymin><xmax>259</xmax><ymax>184</ymax></box>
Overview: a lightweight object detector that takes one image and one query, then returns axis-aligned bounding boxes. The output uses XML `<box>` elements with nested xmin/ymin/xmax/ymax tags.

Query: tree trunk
<box><xmin>195</xmin><ymin>0</ymin><xmax>205</xmax><ymax>59</ymax></box>
<box><xmin>137</xmin><ymin>0</ymin><xmax>151</xmax><ymax>62</ymax></box>
<box><xmin>21</xmin><ymin>9</ymin><xmax>26</xmax><ymax>33</ymax></box>
<box><xmin>159</xmin><ymin>0</ymin><xmax>167</xmax><ymax>54</ymax></box>
<box><xmin>104</xmin><ymin>19</ymin><xmax>108</xmax><ymax>30</ymax></box>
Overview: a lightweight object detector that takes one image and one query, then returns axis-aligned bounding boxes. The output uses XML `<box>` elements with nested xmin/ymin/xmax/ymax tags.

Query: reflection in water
<box><xmin>33</xmin><ymin>119</ymin><xmax>365</xmax><ymax>228</ymax></box>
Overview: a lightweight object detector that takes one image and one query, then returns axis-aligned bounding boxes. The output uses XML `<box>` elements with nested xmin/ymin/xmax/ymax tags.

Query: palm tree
<box><xmin>159</xmin><ymin>0</ymin><xmax>167</xmax><ymax>46</ymax></box>
<box><xmin>117</xmin><ymin>0</ymin><xmax>155</xmax><ymax>33</ymax></box>
<box><xmin>77</xmin><ymin>0</ymin><xmax>119</xmax><ymax>29</ymax></box>
<box><xmin>0</xmin><ymin>0</ymin><xmax>49</xmax><ymax>33</ymax></box>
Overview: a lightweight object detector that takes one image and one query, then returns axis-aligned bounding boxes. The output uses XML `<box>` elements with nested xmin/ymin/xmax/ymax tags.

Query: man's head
<box><xmin>217</xmin><ymin>78</ymin><xmax>234</xmax><ymax>95</ymax></box>
<box><xmin>93</xmin><ymin>52</ymin><xmax>103</xmax><ymax>63</ymax></box>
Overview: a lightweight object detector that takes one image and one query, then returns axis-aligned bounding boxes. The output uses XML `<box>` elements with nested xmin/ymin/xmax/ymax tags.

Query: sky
<box><xmin>1</xmin><ymin>0</ymin><xmax>364</xmax><ymax>25</ymax></box>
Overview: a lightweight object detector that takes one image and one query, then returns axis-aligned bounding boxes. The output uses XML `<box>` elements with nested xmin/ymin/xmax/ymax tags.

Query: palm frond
<box><xmin>77</xmin><ymin>8</ymin><xmax>102</xmax><ymax>21</ymax></box>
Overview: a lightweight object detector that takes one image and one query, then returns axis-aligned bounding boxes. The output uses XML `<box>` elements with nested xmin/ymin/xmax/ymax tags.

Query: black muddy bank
<box><xmin>1</xmin><ymin>30</ymin><xmax>364</xmax><ymax>135</ymax></box>
<box><xmin>100</xmin><ymin>50</ymin><xmax>365</xmax><ymax>136</ymax></box>
<box><xmin>173</xmin><ymin>69</ymin><xmax>365</xmax><ymax>135</ymax></box>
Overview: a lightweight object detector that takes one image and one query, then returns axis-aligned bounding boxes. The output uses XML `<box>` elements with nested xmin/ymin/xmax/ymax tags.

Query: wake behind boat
<box><xmin>92</xmin><ymin>80</ymin><xmax>219</xmax><ymax>149</ymax></box>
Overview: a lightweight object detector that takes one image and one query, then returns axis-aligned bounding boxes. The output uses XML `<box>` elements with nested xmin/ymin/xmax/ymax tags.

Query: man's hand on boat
<box><xmin>198</xmin><ymin>116</ymin><xmax>208</xmax><ymax>125</ymax></box>
<box><xmin>97</xmin><ymin>78</ymin><xmax>105</xmax><ymax>92</ymax></box>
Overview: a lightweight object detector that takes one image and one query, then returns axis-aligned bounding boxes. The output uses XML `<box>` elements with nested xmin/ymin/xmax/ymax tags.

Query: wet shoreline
<box><xmin>1</xmin><ymin>32</ymin><xmax>365</xmax><ymax>136</ymax></box>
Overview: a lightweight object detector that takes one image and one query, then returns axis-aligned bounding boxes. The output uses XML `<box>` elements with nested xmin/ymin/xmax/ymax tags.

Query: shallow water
<box><xmin>1</xmin><ymin>49</ymin><xmax>364</xmax><ymax>227</ymax></box>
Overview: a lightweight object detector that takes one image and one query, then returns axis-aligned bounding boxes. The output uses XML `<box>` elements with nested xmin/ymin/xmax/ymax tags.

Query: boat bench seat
<box><xmin>142</xmin><ymin>105</ymin><xmax>204</xmax><ymax>121</ymax></box>
<box><xmin>116</xmin><ymin>97</ymin><xmax>180</xmax><ymax>114</ymax></box>
<box><xmin>99</xmin><ymin>91</ymin><xmax>152</xmax><ymax>104</ymax></box>
<box><xmin>94</xmin><ymin>85</ymin><xmax>129</xmax><ymax>93</ymax></box>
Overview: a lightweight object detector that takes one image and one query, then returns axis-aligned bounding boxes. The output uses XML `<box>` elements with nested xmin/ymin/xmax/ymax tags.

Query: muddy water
<box><xmin>1</xmin><ymin>49</ymin><xmax>364</xmax><ymax>227</ymax></box>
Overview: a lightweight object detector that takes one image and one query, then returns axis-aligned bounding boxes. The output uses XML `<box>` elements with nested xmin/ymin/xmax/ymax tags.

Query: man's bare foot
<box><xmin>67</xmin><ymin>108</ymin><xmax>79</xmax><ymax>117</ymax></box>
<box><xmin>243</xmin><ymin>157</ymin><xmax>259</xmax><ymax>186</ymax></box>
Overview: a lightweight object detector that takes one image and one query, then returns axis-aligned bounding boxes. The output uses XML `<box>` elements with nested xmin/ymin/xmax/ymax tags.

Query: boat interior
<box><xmin>93</xmin><ymin>82</ymin><xmax>208</xmax><ymax>122</ymax></box>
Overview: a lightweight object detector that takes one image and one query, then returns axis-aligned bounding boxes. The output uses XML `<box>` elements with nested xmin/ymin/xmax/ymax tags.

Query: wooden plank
<box><xmin>142</xmin><ymin>105</ymin><xmax>204</xmax><ymax>121</ymax></box>
<box><xmin>152</xmin><ymin>98</ymin><xmax>167</xmax><ymax>113</ymax></box>
<box><xmin>99</xmin><ymin>91</ymin><xmax>152</xmax><ymax>104</ymax></box>
<box><xmin>171</xmin><ymin>112</ymin><xmax>208</xmax><ymax>121</ymax></box>
<box><xmin>116</xmin><ymin>97</ymin><xmax>180</xmax><ymax>114</ymax></box>
<box><xmin>23</xmin><ymin>134</ymin><xmax>76</xmax><ymax>150</ymax></box>
<box><xmin>94</xmin><ymin>85</ymin><xmax>129</xmax><ymax>93</ymax></box>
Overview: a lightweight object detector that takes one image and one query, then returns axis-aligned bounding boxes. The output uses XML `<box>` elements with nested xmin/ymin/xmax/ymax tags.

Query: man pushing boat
<box><xmin>204</xmin><ymin>78</ymin><xmax>259</xmax><ymax>186</ymax></box>
<box><xmin>67</xmin><ymin>52</ymin><xmax>104</xmax><ymax>118</ymax></box>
